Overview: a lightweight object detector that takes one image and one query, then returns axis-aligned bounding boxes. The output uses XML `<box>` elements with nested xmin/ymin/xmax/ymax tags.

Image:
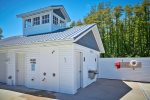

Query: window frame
<box><xmin>42</xmin><ymin>14</ymin><xmax>49</xmax><ymax>24</ymax></box>
<box><xmin>25</xmin><ymin>19</ymin><xmax>31</xmax><ymax>28</ymax></box>
<box><xmin>60</xmin><ymin>20</ymin><xmax>65</xmax><ymax>27</ymax></box>
<box><xmin>53</xmin><ymin>15</ymin><xmax>58</xmax><ymax>25</ymax></box>
<box><xmin>33</xmin><ymin>17</ymin><xmax>40</xmax><ymax>26</ymax></box>
<box><xmin>30</xmin><ymin>59</ymin><xmax>36</xmax><ymax>71</ymax></box>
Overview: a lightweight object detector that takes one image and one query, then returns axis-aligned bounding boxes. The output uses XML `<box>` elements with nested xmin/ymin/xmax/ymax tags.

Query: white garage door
<box><xmin>0</xmin><ymin>53</ymin><xmax>7</xmax><ymax>83</ymax></box>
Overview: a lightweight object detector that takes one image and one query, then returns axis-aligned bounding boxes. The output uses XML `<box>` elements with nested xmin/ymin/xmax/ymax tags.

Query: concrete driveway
<box><xmin>0</xmin><ymin>79</ymin><xmax>150</xmax><ymax>100</ymax></box>
<box><xmin>121</xmin><ymin>81</ymin><xmax>150</xmax><ymax>100</ymax></box>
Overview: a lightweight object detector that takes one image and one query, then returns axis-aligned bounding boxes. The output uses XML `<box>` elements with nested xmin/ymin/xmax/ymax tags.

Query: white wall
<box><xmin>0</xmin><ymin>53</ymin><xmax>7</xmax><ymax>83</ymax></box>
<box><xmin>25</xmin><ymin>45</ymin><xmax>75</xmax><ymax>94</ymax></box>
<box><xmin>5</xmin><ymin>44</ymin><xmax>75</xmax><ymax>94</ymax></box>
<box><xmin>6</xmin><ymin>51</ymin><xmax>16</xmax><ymax>85</ymax></box>
<box><xmin>98</xmin><ymin>58</ymin><xmax>150</xmax><ymax>82</ymax></box>
<box><xmin>74</xmin><ymin>44</ymin><xmax>99</xmax><ymax>89</ymax></box>
<box><xmin>2</xmin><ymin>43</ymin><xmax>100</xmax><ymax>94</ymax></box>
<box><xmin>26</xmin><ymin>51</ymin><xmax>40</xmax><ymax>89</ymax></box>
<box><xmin>59</xmin><ymin>45</ymin><xmax>75</xmax><ymax>94</ymax></box>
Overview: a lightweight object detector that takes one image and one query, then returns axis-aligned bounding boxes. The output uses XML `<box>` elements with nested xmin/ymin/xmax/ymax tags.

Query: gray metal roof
<box><xmin>0</xmin><ymin>24</ymin><xmax>96</xmax><ymax>47</ymax></box>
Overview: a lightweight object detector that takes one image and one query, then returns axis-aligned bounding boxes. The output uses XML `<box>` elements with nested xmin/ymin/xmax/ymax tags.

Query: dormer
<box><xmin>17</xmin><ymin>5</ymin><xmax>71</xmax><ymax>36</ymax></box>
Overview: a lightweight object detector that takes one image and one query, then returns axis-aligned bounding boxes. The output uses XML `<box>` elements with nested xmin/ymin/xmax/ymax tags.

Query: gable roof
<box><xmin>0</xmin><ymin>24</ymin><xmax>105</xmax><ymax>52</ymax></box>
<box><xmin>75</xmin><ymin>30</ymin><xmax>100</xmax><ymax>51</ymax></box>
<box><xmin>17</xmin><ymin>5</ymin><xmax>71</xmax><ymax>22</ymax></box>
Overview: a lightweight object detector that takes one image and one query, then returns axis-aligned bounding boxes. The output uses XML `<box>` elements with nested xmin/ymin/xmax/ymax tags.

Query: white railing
<box><xmin>98</xmin><ymin>57</ymin><xmax>150</xmax><ymax>82</ymax></box>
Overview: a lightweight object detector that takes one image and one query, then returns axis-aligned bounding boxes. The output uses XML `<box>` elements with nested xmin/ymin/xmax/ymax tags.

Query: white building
<box><xmin>0</xmin><ymin>5</ymin><xmax>105</xmax><ymax>94</ymax></box>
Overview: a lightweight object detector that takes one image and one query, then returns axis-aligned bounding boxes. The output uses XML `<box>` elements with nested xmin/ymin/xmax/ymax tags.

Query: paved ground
<box><xmin>121</xmin><ymin>81</ymin><xmax>150</xmax><ymax>100</ymax></box>
<box><xmin>0</xmin><ymin>79</ymin><xmax>150</xmax><ymax>100</ymax></box>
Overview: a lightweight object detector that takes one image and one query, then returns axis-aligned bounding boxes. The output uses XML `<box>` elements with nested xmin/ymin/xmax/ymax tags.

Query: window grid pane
<box><xmin>33</xmin><ymin>17</ymin><xmax>40</xmax><ymax>26</ymax></box>
<box><xmin>25</xmin><ymin>19</ymin><xmax>31</xmax><ymax>28</ymax></box>
<box><xmin>42</xmin><ymin>14</ymin><xmax>49</xmax><ymax>24</ymax></box>
<box><xmin>53</xmin><ymin>15</ymin><xmax>58</xmax><ymax>25</ymax></box>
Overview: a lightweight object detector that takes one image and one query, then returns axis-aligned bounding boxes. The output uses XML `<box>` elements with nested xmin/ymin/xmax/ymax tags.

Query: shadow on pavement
<box><xmin>0</xmin><ymin>83</ymin><xmax>56</xmax><ymax>99</ymax></box>
<box><xmin>0</xmin><ymin>79</ymin><xmax>132</xmax><ymax>100</ymax></box>
<box><xmin>55</xmin><ymin>79</ymin><xmax>132</xmax><ymax>100</ymax></box>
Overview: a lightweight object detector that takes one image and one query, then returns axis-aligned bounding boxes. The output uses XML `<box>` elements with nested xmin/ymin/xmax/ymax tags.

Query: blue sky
<box><xmin>0</xmin><ymin>0</ymin><xmax>141</xmax><ymax>38</ymax></box>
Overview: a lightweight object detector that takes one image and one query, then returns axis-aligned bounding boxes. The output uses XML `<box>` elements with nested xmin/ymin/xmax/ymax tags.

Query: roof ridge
<box><xmin>72</xmin><ymin>23</ymin><xmax>96</xmax><ymax>28</ymax></box>
<box><xmin>17</xmin><ymin>5</ymin><xmax>64</xmax><ymax>17</ymax></box>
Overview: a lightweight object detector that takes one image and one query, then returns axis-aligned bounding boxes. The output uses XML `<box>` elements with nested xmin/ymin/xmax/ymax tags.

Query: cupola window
<box><xmin>25</xmin><ymin>19</ymin><xmax>31</xmax><ymax>28</ymax></box>
<box><xmin>53</xmin><ymin>15</ymin><xmax>58</xmax><ymax>25</ymax></box>
<box><xmin>42</xmin><ymin>14</ymin><xmax>49</xmax><ymax>24</ymax></box>
<box><xmin>33</xmin><ymin>17</ymin><xmax>40</xmax><ymax>26</ymax></box>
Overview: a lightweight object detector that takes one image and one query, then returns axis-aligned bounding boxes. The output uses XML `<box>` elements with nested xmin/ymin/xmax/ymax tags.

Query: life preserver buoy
<box><xmin>130</xmin><ymin>60</ymin><xmax>138</xmax><ymax>67</ymax></box>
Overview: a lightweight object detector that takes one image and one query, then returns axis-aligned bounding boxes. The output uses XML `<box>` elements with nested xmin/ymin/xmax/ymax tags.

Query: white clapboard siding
<box><xmin>0</xmin><ymin>53</ymin><xmax>7</xmax><ymax>83</ymax></box>
<box><xmin>59</xmin><ymin>45</ymin><xmax>75</xmax><ymax>94</ymax></box>
<box><xmin>7</xmin><ymin>52</ymin><xmax>16</xmax><ymax>85</ymax></box>
<box><xmin>26</xmin><ymin>52</ymin><xmax>40</xmax><ymax>89</ymax></box>
<box><xmin>98</xmin><ymin>58</ymin><xmax>150</xmax><ymax>82</ymax></box>
<box><xmin>74</xmin><ymin>44</ymin><xmax>99</xmax><ymax>88</ymax></box>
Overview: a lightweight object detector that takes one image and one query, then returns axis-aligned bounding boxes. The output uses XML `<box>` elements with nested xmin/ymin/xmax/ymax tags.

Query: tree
<box><xmin>89</xmin><ymin>5</ymin><xmax>97</xmax><ymax>15</ymax></box>
<box><xmin>124</xmin><ymin>5</ymin><xmax>133</xmax><ymax>56</ymax></box>
<box><xmin>113</xmin><ymin>5</ymin><xmax>123</xmax><ymax>57</ymax></box>
<box><xmin>76</xmin><ymin>20</ymin><xmax>83</xmax><ymax>26</ymax></box>
<box><xmin>70</xmin><ymin>21</ymin><xmax>76</xmax><ymax>27</ymax></box>
<box><xmin>73</xmin><ymin>0</ymin><xmax>150</xmax><ymax>57</ymax></box>
<box><xmin>0</xmin><ymin>28</ymin><xmax>3</xmax><ymax>40</ymax></box>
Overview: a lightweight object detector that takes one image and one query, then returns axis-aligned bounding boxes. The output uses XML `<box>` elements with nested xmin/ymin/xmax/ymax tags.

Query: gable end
<box><xmin>53</xmin><ymin>9</ymin><xmax>65</xmax><ymax>20</ymax></box>
<box><xmin>75</xmin><ymin>30</ymin><xmax>99</xmax><ymax>51</ymax></box>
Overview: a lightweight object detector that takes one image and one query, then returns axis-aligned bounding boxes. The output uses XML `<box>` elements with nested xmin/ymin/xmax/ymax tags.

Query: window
<box><xmin>31</xmin><ymin>63</ymin><xmax>35</xmax><ymax>71</ymax></box>
<box><xmin>60</xmin><ymin>20</ymin><xmax>64</xmax><ymax>27</ymax></box>
<box><xmin>25</xmin><ymin>19</ymin><xmax>31</xmax><ymax>28</ymax></box>
<box><xmin>42</xmin><ymin>14</ymin><xmax>49</xmax><ymax>24</ymax></box>
<box><xmin>60</xmin><ymin>20</ymin><xmax>64</xmax><ymax>24</ymax></box>
<box><xmin>30</xmin><ymin>59</ymin><xmax>36</xmax><ymax>71</ymax></box>
<box><xmin>53</xmin><ymin>15</ymin><xmax>58</xmax><ymax>25</ymax></box>
<box><xmin>33</xmin><ymin>17</ymin><xmax>40</xmax><ymax>26</ymax></box>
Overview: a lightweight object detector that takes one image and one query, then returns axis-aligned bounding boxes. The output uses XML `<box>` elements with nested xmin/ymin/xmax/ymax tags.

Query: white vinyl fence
<box><xmin>98</xmin><ymin>57</ymin><xmax>150</xmax><ymax>82</ymax></box>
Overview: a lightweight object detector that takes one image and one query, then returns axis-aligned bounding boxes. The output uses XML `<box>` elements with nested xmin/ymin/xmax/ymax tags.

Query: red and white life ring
<box><xmin>130</xmin><ymin>60</ymin><xmax>138</xmax><ymax>67</ymax></box>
